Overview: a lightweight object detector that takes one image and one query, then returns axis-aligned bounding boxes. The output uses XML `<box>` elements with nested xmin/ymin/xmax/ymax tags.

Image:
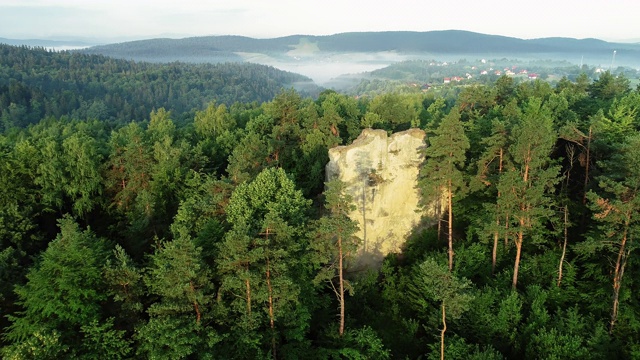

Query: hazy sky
<box><xmin>1</xmin><ymin>0</ymin><xmax>638</xmax><ymax>42</ymax></box>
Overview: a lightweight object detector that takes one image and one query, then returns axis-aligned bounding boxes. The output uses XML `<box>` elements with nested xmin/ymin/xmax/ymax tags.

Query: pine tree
<box><xmin>135</xmin><ymin>235</ymin><xmax>219</xmax><ymax>358</ymax></box>
<box><xmin>310</xmin><ymin>179</ymin><xmax>360</xmax><ymax>337</ymax></box>
<box><xmin>475</xmin><ymin>117</ymin><xmax>512</xmax><ymax>274</ymax></box>
<box><xmin>585</xmin><ymin>134</ymin><xmax>640</xmax><ymax>334</ymax></box>
<box><xmin>4</xmin><ymin>216</ymin><xmax>130</xmax><ymax>358</ymax></box>
<box><xmin>409</xmin><ymin>258</ymin><xmax>473</xmax><ymax>360</ymax></box>
<box><xmin>497</xmin><ymin>98</ymin><xmax>560</xmax><ymax>289</ymax></box>
<box><xmin>421</xmin><ymin>107</ymin><xmax>470</xmax><ymax>271</ymax></box>
<box><xmin>217</xmin><ymin>168</ymin><xmax>311</xmax><ymax>357</ymax></box>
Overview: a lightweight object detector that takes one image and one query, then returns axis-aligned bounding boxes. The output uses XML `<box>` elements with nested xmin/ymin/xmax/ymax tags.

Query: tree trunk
<box><xmin>582</xmin><ymin>126</ymin><xmax>592</xmax><ymax>205</ymax></box>
<box><xmin>437</xmin><ymin>190</ymin><xmax>442</xmax><ymax>242</ymax></box>
<box><xmin>338</xmin><ymin>233</ymin><xmax>345</xmax><ymax>337</ymax></box>
<box><xmin>493</xmin><ymin>147</ymin><xmax>503</xmax><ymax>274</ymax></box>
<box><xmin>492</xmin><ymin>225</ymin><xmax>499</xmax><ymax>275</ymax></box>
<box><xmin>504</xmin><ymin>211</ymin><xmax>510</xmax><ymax>247</ymax></box>
<box><xmin>610</xmin><ymin>216</ymin><xmax>630</xmax><ymax>334</ymax></box>
<box><xmin>190</xmin><ymin>281</ymin><xmax>201</xmax><ymax>324</ymax></box>
<box><xmin>265</xmin><ymin>230</ymin><xmax>277</xmax><ymax>359</ymax></box>
<box><xmin>557</xmin><ymin>205</ymin><xmax>568</xmax><ymax>287</ymax></box>
<box><xmin>245</xmin><ymin>278</ymin><xmax>252</xmax><ymax>317</ymax></box>
<box><xmin>448</xmin><ymin>180</ymin><xmax>454</xmax><ymax>272</ymax></box>
<box><xmin>441</xmin><ymin>302</ymin><xmax>446</xmax><ymax>360</ymax></box>
<box><xmin>512</xmin><ymin>230</ymin><xmax>523</xmax><ymax>289</ymax></box>
<box><xmin>513</xmin><ymin>153</ymin><xmax>530</xmax><ymax>290</ymax></box>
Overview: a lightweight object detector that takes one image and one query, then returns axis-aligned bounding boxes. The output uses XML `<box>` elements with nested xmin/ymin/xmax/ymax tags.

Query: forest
<box><xmin>1</xmin><ymin>43</ymin><xmax>640</xmax><ymax>359</ymax></box>
<box><xmin>0</xmin><ymin>44</ymin><xmax>318</xmax><ymax>131</ymax></box>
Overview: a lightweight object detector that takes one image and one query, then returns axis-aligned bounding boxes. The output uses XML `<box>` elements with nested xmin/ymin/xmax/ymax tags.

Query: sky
<box><xmin>1</xmin><ymin>0</ymin><xmax>638</xmax><ymax>43</ymax></box>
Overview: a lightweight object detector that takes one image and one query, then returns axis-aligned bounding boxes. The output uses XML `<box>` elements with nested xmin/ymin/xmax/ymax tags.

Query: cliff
<box><xmin>326</xmin><ymin>128</ymin><xmax>434</xmax><ymax>269</ymax></box>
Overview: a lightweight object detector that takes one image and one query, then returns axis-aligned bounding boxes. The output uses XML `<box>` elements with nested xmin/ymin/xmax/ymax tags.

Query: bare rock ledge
<box><xmin>326</xmin><ymin>128</ymin><xmax>435</xmax><ymax>270</ymax></box>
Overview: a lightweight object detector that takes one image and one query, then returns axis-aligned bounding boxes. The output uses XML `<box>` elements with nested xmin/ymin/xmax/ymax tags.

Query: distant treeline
<box><xmin>80</xmin><ymin>30</ymin><xmax>640</xmax><ymax>62</ymax></box>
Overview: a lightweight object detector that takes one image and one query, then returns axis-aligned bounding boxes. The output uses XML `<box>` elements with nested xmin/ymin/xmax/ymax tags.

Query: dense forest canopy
<box><xmin>1</xmin><ymin>43</ymin><xmax>640</xmax><ymax>359</ymax></box>
<box><xmin>0</xmin><ymin>44</ymin><xmax>318</xmax><ymax>131</ymax></box>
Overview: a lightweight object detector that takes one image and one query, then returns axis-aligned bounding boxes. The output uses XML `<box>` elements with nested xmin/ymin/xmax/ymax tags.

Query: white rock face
<box><xmin>326</xmin><ymin>128</ymin><xmax>433</xmax><ymax>269</ymax></box>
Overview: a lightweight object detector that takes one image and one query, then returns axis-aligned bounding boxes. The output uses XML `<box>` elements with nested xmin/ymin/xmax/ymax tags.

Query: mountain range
<box><xmin>4</xmin><ymin>31</ymin><xmax>638</xmax><ymax>85</ymax></box>
<box><xmin>74</xmin><ymin>30</ymin><xmax>639</xmax><ymax>62</ymax></box>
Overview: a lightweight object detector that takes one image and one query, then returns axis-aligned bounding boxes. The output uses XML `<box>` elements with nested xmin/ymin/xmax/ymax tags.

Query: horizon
<box><xmin>1</xmin><ymin>0</ymin><xmax>639</xmax><ymax>44</ymax></box>
<box><xmin>2</xmin><ymin>30</ymin><xmax>639</xmax><ymax>47</ymax></box>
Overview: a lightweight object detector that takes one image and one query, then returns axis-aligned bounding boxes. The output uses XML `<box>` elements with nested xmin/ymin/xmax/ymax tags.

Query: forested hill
<box><xmin>80</xmin><ymin>30</ymin><xmax>640</xmax><ymax>63</ymax></box>
<box><xmin>0</xmin><ymin>44</ymin><xmax>317</xmax><ymax>129</ymax></box>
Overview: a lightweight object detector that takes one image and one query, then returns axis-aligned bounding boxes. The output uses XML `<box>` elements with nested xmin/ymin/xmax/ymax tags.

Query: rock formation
<box><xmin>326</xmin><ymin>128</ymin><xmax>435</xmax><ymax>270</ymax></box>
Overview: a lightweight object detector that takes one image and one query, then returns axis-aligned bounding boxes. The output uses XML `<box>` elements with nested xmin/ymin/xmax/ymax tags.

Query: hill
<box><xmin>77</xmin><ymin>31</ymin><xmax>640</xmax><ymax>85</ymax></box>
<box><xmin>80</xmin><ymin>30</ymin><xmax>640</xmax><ymax>61</ymax></box>
<box><xmin>0</xmin><ymin>44</ymin><xmax>318</xmax><ymax>129</ymax></box>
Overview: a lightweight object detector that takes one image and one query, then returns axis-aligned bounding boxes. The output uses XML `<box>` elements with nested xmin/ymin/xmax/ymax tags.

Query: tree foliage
<box><xmin>2</xmin><ymin>46</ymin><xmax>640</xmax><ymax>358</ymax></box>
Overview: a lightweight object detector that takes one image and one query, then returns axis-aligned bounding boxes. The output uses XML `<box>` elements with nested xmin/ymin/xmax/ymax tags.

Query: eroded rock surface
<box><xmin>326</xmin><ymin>128</ymin><xmax>432</xmax><ymax>269</ymax></box>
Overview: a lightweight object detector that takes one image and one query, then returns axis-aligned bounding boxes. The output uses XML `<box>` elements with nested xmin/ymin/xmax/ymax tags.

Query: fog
<box><xmin>247</xmin><ymin>50</ymin><xmax>639</xmax><ymax>88</ymax></box>
<box><xmin>237</xmin><ymin>51</ymin><xmax>419</xmax><ymax>86</ymax></box>
<box><xmin>264</xmin><ymin>61</ymin><xmax>388</xmax><ymax>85</ymax></box>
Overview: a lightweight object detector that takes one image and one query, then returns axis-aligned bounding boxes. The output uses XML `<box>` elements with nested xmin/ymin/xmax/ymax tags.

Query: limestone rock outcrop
<box><xmin>326</xmin><ymin>128</ymin><xmax>433</xmax><ymax>269</ymax></box>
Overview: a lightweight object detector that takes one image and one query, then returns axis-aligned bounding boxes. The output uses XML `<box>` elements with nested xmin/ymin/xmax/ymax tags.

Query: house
<box><xmin>495</xmin><ymin>70</ymin><xmax>502</xmax><ymax>76</ymax></box>
<box><xmin>443</xmin><ymin>77</ymin><xmax>451</xmax><ymax>84</ymax></box>
<box><xmin>452</xmin><ymin>76</ymin><xmax>463</xmax><ymax>82</ymax></box>
<box><xmin>528</xmin><ymin>73</ymin><xmax>538</xmax><ymax>80</ymax></box>
<box><xmin>480</xmin><ymin>70</ymin><xmax>488</xmax><ymax>75</ymax></box>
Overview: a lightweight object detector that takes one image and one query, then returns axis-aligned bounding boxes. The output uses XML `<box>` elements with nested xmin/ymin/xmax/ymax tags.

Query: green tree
<box><xmin>497</xmin><ymin>98</ymin><xmax>560</xmax><ymax>289</ymax></box>
<box><xmin>226</xmin><ymin>130</ymin><xmax>271</xmax><ymax>184</ymax></box>
<box><xmin>194</xmin><ymin>101</ymin><xmax>235</xmax><ymax>139</ymax></box>
<box><xmin>0</xmin><ymin>137</ymin><xmax>41</xmax><ymax>252</ymax></box>
<box><xmin>425</xmin><ymin>97</ymin><xmax>447</xmax><ymax>130</ymax></box>
<box><xmin>310</xmin><ymin>179</ymin><xmax>360</xmax><ymax>337</ymax></box>
<box><xmin>366</xmin><ymin>93</ymin><xmax>419</xmax><ymax>132</ymax></box>
<box><xmin>193</xmin><ymin>101</ymin><xmax>238</xmax><ymax>174</ymax></box>
<box><xmin>475</xmin><ymin>117</ymin><xmax>512</xmax><ymax>274</ymax></box>
<box><xmin>105</xmin><ymin>121</ymin><xmax>154</xmax><ymax>239</ymax></box>
<box><xmin>136</xmin><ymin>235</ymin><xmax>219</xmax><ymax>358</ymax></box>
<box><xmin>61</xmin><ymin>130</ymin><xmax>104</xmax><ymax>217</ymax></box>
<box><xmin>103</xmin><ymin>245</ymin><xmax>144</xmax><ymax>332</ymax></box>
<box><xmin>217</xmin><ymin>167</ymin><xmax>311</xmax><ymax>357</ymax></box>
<box><xmin>4</xmin><ymin>216</ymin><xmax>130</xmax><ymax>358</ymax></box>
<box><xmin>584</xmin><ymin>134</ymin><xmax>640</xmax><ymax>334</ymax></box>
<box><xmin>420</xmin><ymin>107</ymin><xmax>470</xmax><ymax>271</ymax></box>
<box><xmin>409</xmin><ymin>258</ymin><xmax>473</xmax><ymax>360</ymax></box>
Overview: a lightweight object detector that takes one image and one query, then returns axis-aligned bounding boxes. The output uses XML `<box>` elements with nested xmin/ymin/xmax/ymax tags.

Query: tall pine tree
<box><xmin>498</xmin><ymin>98</ymin><xmax>560</xmax><ymax>289</ymax></box>
<box><xmin>310</xmin><ymin>179</ymin><xmax>360</xmax><ymax>337</ymax></box>
<box><xmin>421</xmin><ymin>107</ymin><xmax>470</xmax><ymax>271</ymax></box>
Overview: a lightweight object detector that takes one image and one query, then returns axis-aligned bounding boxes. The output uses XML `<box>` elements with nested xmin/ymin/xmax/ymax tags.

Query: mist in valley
<box><xmin>240</xmin><ymin>50</ymin><xmax>638</xmax><ymax>89</ymax></box>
